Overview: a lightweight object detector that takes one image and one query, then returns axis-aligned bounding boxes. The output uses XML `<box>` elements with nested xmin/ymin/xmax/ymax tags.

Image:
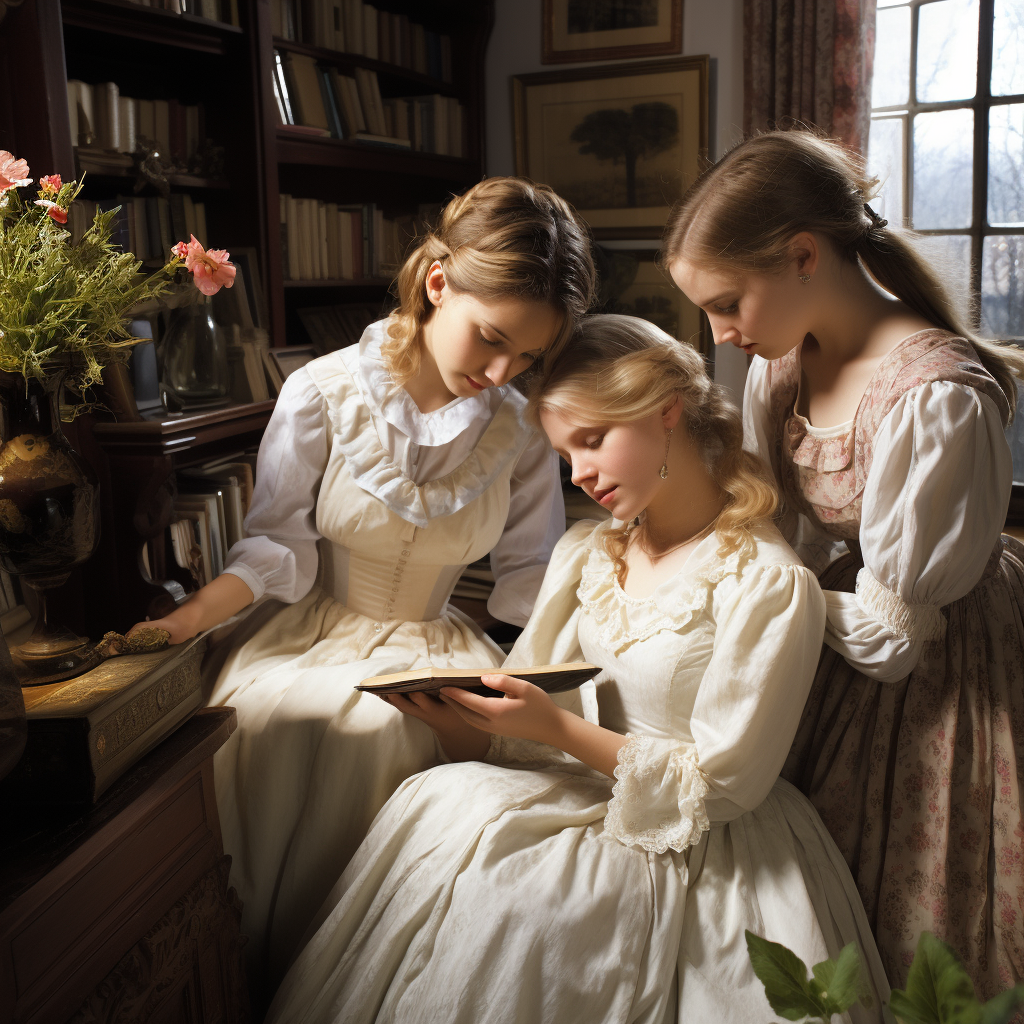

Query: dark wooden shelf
<box><xmin>62</xmin><ymin>0</ymin><xmax>243</xmax><ymax>53</ymax></box>
<box><xmin>283</xmin><ymin>276</ymin><xmax>392</xmax><ymax>288</ymax></box>
<box><xmin>275</xmin><ymin>130</ymin><xmax>477</xmax><ymax>180</ymax></box>
<box><xmin>272</xmin><ymin>36</ymin><xmax>457</xmax><ymax>95</ymax></box>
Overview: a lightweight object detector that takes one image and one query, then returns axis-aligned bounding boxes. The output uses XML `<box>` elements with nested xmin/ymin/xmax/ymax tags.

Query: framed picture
<box><xmin>595</xmin><ymin>247</ymin><xmax>708</xmax><ymax>355</ymax></box>
<box><xmin>542</xmin><ymin>0</ymin><xmax>682</xmax><ymax>64</ymax></box>
<box><xmin>270</xmin><ymin>344</ymin><xmax>316</xmax><ymax>382</ymax></box>
<box><xmin>513</xmin><ymin>56</ymin><xmax>708</xmax><ymax>240</ymax></box>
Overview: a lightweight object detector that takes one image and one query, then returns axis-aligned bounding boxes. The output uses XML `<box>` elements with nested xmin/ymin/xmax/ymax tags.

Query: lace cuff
<box><xmin>604</xmin><ymin>734</ymin><xmax>710</xmax><ymax>855</ymax></box>
<box><xmin>855</xmin><ymin>568</ymin><xmax>946</xmax><ymax>642</ymax></box>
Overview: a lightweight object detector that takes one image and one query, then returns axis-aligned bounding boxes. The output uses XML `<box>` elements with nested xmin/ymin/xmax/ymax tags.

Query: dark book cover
<box><xmin>356</xmin><ymin>662</ymin><xmax>598</xmax><ymax>698</ymax></box>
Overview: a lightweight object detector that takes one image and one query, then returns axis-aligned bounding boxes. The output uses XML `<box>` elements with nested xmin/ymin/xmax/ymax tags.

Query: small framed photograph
<box><xmin>270</xmin><ymin>344</ymin><xmax>317</xmax><ymax>382</ymax></box>
<box><xmin>595</xmin><ymin>247</ymin><xmax>708</xmax><ymax>355</ymax></box>
<box><xmin>513</xmin><ymin>56</ymin><xmax>708</xmax><ymax>240</ymax></box>
<box><xmin>542</xmin><ymin>0</ymin><xmax>683</xmax><ymax>64</ymax></box>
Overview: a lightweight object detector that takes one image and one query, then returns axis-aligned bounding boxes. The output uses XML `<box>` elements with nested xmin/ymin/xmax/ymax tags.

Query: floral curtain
<box><xmin>743</xmin><ymin>0</ymin><xmax>877</xmax><ymax>154</ymax></box>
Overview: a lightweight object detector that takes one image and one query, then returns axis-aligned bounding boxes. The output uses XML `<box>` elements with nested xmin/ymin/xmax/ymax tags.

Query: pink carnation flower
<box><xmin>181</xmin><ymin>234</ymin><xmax>235</xmax><ymax>295</ymax></box>
<box><xmin>0</xmin><ymin>150</ymin><xmax>32</xmax><ymax>193</ymax></box>
<box><xmin>33</xmin><ymin>199</ymin><xmax>68</xmax><ymax>224</ymax></box>
<box><xmin>39</xmin><ymin>174</ymin><xmax>62</xmax><ymax>196</ymax></box>
<box><xmin>171</xmin><ymin>240</ymin><xmax>189</xmax><ymax>260</ymax></box>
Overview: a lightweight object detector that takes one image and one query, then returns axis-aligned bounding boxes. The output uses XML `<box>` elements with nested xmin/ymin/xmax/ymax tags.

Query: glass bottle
<box><xmin>161</xmin><ymin>291</ymin><xmax>229</xmax><ymax>404</ymax></box>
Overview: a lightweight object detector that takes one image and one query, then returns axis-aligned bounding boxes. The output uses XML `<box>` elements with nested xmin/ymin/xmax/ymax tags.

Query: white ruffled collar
<box><xmin>577</xmin><ymin>525</ymin><xmax>744</xmax><ymax>654</ymax></box>
<box><xmin>357</xmin><ymin>319</ymin><xmax>507</xmax><ymax>447</ymax></box>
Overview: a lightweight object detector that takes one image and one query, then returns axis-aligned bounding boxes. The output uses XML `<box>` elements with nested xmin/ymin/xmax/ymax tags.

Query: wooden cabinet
<box><xmin>0</xmin><ymin>707</ymin><xmax>247</xmax><ymax>1024</ymax></box>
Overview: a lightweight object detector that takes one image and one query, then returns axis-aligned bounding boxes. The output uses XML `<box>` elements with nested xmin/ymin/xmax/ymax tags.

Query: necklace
<box><xmin>633</xmin><ymin>514</ymin><xmax>719</xmax><ymax>564</ymax></box>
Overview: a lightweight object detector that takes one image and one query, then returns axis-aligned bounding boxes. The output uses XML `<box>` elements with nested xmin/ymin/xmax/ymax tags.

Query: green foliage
<box><xmin>0</xmin><ymin>175</ymin><xmax>179</xmax><ymax>389</ymax></box>
<box><xmin>745</xmin><ymin>931</ymin><xmax>868</xmax><ymax>1021</ymax></box>
<box><xmin>746</xmin><ymin>929</ymin><xmax>1024</xmax><ymax>1024</ymax></box>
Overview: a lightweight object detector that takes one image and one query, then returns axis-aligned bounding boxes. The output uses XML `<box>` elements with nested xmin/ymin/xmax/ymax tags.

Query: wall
<box><xmin>483</xmin><ymin>0</ymin><xmax>749</xmax><ymax>400</ymax></box>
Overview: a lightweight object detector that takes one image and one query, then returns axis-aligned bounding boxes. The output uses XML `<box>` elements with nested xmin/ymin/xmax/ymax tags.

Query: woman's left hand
<box><xmin>440</xmin><ymin>674</ymin><xmax>565</xmax><ymax>747</ymax></box>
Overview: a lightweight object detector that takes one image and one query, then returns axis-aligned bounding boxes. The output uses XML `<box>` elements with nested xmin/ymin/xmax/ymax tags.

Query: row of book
<box><xmin>280</xmin><ymin>194</ymin><xmax>420</xmax><ymax>281</ymax></box>
<box><xmin>296</xmin><ymin>302</ymin><xmax>381</xmax><ymax>355</ymax></box>
<box><xmin>119</xmin><ymin>0</ymin><xmax>239</xmax><ymax>25</ymax></box>
<box><xmin>273</xmin><ymin>0</ymin><xmax>452</xmax><ymax>81</ymax></box>
<box><xmin>68</xmin><ymin>195</ymin><xmax>207</xmax><ymax>262</ymax></box>
<box><xmin>67</xmin><ymin>79</ymin><xmax>207</xmax><ymax>167</ymax></box>
<box><xmin>274</xmin><ymin>52</ymin><xmax>464</xmax><ymax>156</ymax></box>
<box><xmin>146</xmin><ymin>455</ymin><xmax>257</xmax><ymax>592</ymax></box>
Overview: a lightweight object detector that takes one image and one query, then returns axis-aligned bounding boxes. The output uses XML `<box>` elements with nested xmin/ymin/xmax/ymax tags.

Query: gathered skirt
<box><xmin>204</xmin><ymin>585</ymin><xmax>503</xmax><ymax>999</ymax></box>
<box><xmin>265</xmin><ymin>760</ymin><xmax>889</xmax><ymax>1024</ymax></box>
<box><xmin>782</xmin><ymin>535</ymin><xmax>1024</xmax><ymax>996</ymax></box>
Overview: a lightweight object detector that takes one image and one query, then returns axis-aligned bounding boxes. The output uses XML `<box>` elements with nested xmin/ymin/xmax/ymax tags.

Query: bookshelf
<box><xmin>0</xmin><ymin>0</ymin><xmax>495</xmax><ymax>631</ymax></box>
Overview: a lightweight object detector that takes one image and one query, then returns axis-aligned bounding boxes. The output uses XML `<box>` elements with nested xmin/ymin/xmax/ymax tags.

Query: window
<box><xmin>868</xmin><ymin>0</ymin><xmax>1024</xmax><ymax>474</ymax></box>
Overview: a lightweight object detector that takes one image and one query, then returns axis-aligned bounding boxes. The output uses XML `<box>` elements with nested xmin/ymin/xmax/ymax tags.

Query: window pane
<box><xmin>913</xmin><ymin>109</ymin><xmax>974</xmax><ymax>228</ymax></box>
<box><xmin>916</xmin><ymin>234</ymin><xmax>973</xmax><ymax>322</ymax></box>
<box><xmin>868</xmin><ymin>117</ymin><xmax>905</xmax><ymax>226</ymax></box>
<box><xmin>1004</xmin><ymin>385</ymin><xmax>1024</xmax><ymax>484</ymax></box>
<box><xmin>873</xmin><ymin>7</ymin><xmax>911</xmax><ymax>107</ymax></box>
<box><xmin>992</xmin><ymin>0</ymin><xmax>1024</xmax><ymax>97</ymax></box>
<box><xmin>877</xmin><ymin>0</ymin><xmax>905</xmax><ymax>7</ymax></box>
<box><xmin>917</xmin><ymin>0</ymin><xmax>979</xmax><ymax>103</ymax></box>
<box><xmin>990</xmin><ymin>104</ymin><xmax>1024</xmax><ymax>227</ymax></box>
<box><xmin>982</xmin><ymin>235</ymin><xmax>1024</xmax><ymax>339</ymax></box>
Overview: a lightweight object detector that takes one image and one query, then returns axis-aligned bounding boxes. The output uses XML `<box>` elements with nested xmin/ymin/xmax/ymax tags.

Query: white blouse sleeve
<box><xmin>742</xmin><ymin>358</ymin><xmax>842</xmax><ymax>576</ymax></box>
<box><xmin>604</xmin><ymin>563</ymin><xmax>826</xmax><ymax>854</ymax></box>
<box><xmin>823</xmin><ymin>381</ymin><xmax>1011</xmax><ymax>683</ymax></box>
<box><xmin>221</xmin><ymin>368</ymin><xmax>330</xmax><ymax>603</ymax></box>
<box><xmin>486</xmin><ymin>431</ymin><xmax>566</xmax><ymax>627</ymax></box>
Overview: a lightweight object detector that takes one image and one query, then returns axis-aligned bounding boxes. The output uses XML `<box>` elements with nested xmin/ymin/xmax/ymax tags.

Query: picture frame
<box><xmin>542</xmin><ymin>0</ymin><xmax>683</xmax><ymax>64</ymax></box>
<box><xmin>595</xmin><ymin>247</ymin><xmax>709</xmax><ymax>355</ymax></box>
<box><xmin>513</xmin><ymin>56</ymin><xmax>708</xmax><ymax>240</ymax></box>
<box><xmin>270</xmin><ymin>344</ymin><xmax>317</xmax><ymax>382</ymax></box>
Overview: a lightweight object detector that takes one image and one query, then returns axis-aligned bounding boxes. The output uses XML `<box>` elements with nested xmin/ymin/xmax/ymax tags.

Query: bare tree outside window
<box><xmin>868</xmin><ymin>0</ymin><xmax>1024</xmax><ymax>477</ymax></box>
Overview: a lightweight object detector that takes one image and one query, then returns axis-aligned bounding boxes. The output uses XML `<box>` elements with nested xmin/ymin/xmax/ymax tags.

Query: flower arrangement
<box><xmin>0</xmin><ymin>150</ymin><xmax>235</xmax><ymax>391</ymax></box>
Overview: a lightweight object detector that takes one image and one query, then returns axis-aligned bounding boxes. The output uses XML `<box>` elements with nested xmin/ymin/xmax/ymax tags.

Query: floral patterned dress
<box><xmin>744</xmin><ymin>328</ymin><xmax>1024</xmax><ymax>996</ymax></box>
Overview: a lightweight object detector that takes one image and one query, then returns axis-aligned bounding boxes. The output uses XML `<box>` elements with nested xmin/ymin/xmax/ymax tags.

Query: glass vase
<box><xmin>161</xmin><ymin>292</ymin><xmax>229</xmax><ymax>405</ymax></box>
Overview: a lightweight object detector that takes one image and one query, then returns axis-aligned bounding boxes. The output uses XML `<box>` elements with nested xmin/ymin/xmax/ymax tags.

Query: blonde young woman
<box><xmin>264</xmin><ymin>315</ymin><xmax>891</xmax><ymax>1024</ymax></box>
<box><xmin>664</xmin><ymin>129</ymin><xmax>1024</xmax><ymax>997</ymax></box>
<box><xmin>128</xmin><ymin>178</ymin><xmax>596</xmax><ymax>996</ymax></box>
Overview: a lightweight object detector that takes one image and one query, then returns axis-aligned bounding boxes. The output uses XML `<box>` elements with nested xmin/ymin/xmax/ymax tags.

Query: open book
<box><xmin>355</xmin><ymin>662</ymin><xmax>598</xmax><ymax>698</ymax></box>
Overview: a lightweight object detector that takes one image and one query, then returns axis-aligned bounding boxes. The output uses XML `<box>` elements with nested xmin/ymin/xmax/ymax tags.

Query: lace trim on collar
<box><xmin>576</xmin><ymin>534</ymin><xmax>745</xmax><ymax>654</ymax></box>
<box><xmin>308</xmin><ymin>348</ymin><xmax>533</xmax><ymax>527</ymax></box>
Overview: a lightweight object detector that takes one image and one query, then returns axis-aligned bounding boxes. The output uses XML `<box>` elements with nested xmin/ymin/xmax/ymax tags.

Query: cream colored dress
<box><xmin>205</xmin><ymin>328</ymin><xmax>564</xmax><ymax>994</ymax></box>
<box><xmin>265</xmin><ymin>520</ymin><xmax>893</xmax><ymax>1024</ymax></box>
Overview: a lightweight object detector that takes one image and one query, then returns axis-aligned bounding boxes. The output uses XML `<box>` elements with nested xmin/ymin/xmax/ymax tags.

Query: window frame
<box><xmin>870</xmin><ymin>0</ymin><xmax>1024</xmax><ymax>340</ymax></box>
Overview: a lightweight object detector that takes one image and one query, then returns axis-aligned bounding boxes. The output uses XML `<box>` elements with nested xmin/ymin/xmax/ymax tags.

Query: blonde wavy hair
<box><xmin>531</xmin><ymin>314</ymin><xmax>779</xmax><ymax>581</ymax></box>
<box><xmin>383</xmin><ymin>177</ymin><xmax>596</xmax><ymax>389</ymax></box>
<box><xmin>662</xmin><ymin>128</ymin><xmax>1024</xmax><ymax>422</ymax></box>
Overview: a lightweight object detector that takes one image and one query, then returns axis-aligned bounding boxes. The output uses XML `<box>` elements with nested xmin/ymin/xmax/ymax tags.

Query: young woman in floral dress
<box><xmin>666</xmin><ymin>129</ymin><xmax>1024</xmax><ymax>997</ymax></box>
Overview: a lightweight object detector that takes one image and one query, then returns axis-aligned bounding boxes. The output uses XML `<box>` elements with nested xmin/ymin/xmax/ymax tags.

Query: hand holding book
<box><xmin>355</xmin><ymin>662</ymin><xmax>598</xmax><ymax>699</ymax></box>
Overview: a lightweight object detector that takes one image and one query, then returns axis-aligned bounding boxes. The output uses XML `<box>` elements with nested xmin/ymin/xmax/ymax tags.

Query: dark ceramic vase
<box><xmin>0</xmin><ymin>367</ymin><xmax>102</xmax><ymax>684</ymax></box>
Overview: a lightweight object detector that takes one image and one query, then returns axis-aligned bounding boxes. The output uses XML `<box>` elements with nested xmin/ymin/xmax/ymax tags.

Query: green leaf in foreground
<box><xmin>745</xmin><ymin>930</ymin><xmax>829</xmax><ymax>1021</ymax></box>
<box><xmin>810</xmin><ymin>942</ymin><xmax>871</xmax><ymax>1015</ymax></box>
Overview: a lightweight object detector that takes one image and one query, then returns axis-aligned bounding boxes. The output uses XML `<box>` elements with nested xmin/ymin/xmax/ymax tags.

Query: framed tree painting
<box><xmin>513</xmin><ymin>56</ymin><xmax>708</xmax><ymax>240</ymax></box>
<box><xmin>595</xmin><ymin>246</ymin><xmax>709</xmax><ymax>354</ymax></box>
<box><xmin>542</xmin><ymin>0</ymin><xmax>683</xmax><ymax>64</ymax></box>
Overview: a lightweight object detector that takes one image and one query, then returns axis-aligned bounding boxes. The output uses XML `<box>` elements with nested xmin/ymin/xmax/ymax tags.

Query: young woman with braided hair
<box><xmin>665</xmin><ymin>128</ymin><xmax>1024</xmax><ymax>997</ymax></box>
<box><xmin>128</xmin><ymin>177</ymin><xmax>596</xmax><ymax>999</ymax></box>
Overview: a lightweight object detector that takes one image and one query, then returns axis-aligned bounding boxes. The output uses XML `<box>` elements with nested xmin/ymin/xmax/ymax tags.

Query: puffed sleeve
<box><xmin>486</xmin><ymin>430</ymin><xmax>566</xmax><ymax>627</ymax></box>
<box><xmin>604</xmin><ymin>563</ymin><xmax>826</xmax><ymax>854</ymax></box>
<box><xmin>742</xmin><ymin>358</ymin><xmax>842</xmax><ymax>576</ymax></box>
<box><xmin>220</xmin><ymin>368</ymin><xmax>330</xmax><ymax>603</ymax></box>
<box><xmin>823</xmin><ymin>381</ymin><xmax>1011</xmax><ymax>683</ymax></box>
<box><xmin>487</xmin><ymin>519</ymin><xmax>602</xmax><ymax>765</ymax></box>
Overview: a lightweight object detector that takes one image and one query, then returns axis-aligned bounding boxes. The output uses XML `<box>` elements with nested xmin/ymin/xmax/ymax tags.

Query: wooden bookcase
<box><xmin>0</xmin><ymin>0</ymin><xmax>494</xmax><ymax>632</ymax></box>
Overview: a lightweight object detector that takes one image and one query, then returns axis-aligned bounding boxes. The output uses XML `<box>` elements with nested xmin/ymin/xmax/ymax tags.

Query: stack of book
<box><xmin>67</xmin><ymin>81</ymin><xmax>210</xmax><ymax>172</ymax></box>
<box><xmin>273</xmin><ymin>0</ymin><xmax>452</xmax><ymax>81</ymax></box>
<box><xmin>273</xmin><ymin>52</ymin><xmax>465</xmax><ymax>157</ymax></box>
<box><xmin>279</xmin><ymin>194</ymin><xmax>423</xmax><ymax>280</ymax></box>
<box><xmin>297</xmin><ymin>303</ymin><xmax>382</xmax><ymax>355</ymax></box>
<box><xmin>67</xmin><ymin>195</ymin><xmax>208</xmax><ymax>260</ymax></box>
<box><xmin>153</xmin><ymin>455</ymin><xmax>257</xmax><ymax>591</ymax></box>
